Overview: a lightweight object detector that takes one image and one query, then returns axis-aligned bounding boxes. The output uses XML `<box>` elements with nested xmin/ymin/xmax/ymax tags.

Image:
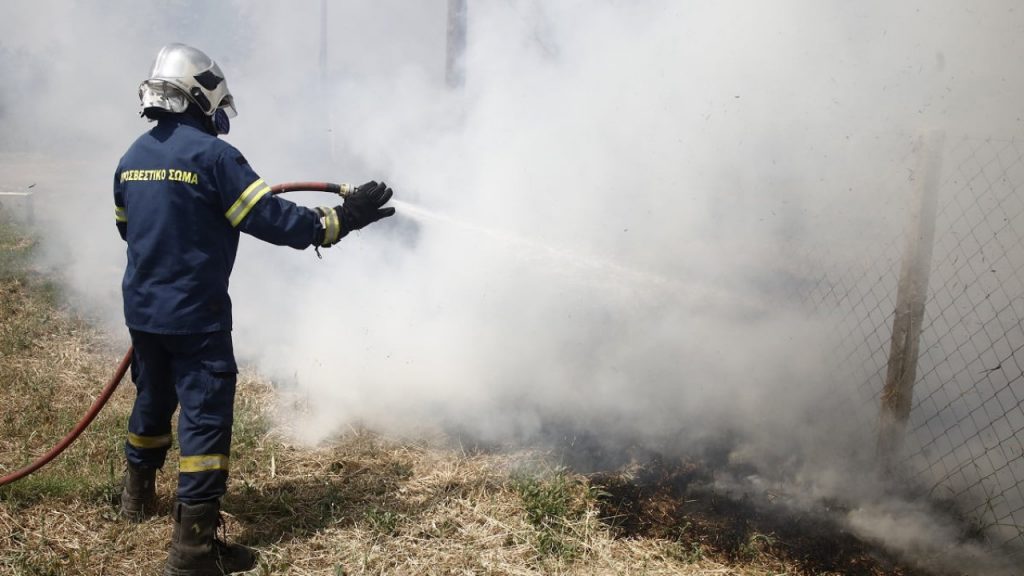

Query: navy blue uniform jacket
<box><xmin>114</xmin><ymin>114</ymin><xmax>319</xmax><ymax>334</ymax></box>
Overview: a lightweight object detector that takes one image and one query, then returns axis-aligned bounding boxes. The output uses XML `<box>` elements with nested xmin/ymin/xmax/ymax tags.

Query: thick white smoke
<box><xmin>2</xmin><ymin>1</ymin><xmax>1023</xmax><ymax>571</ymax></box>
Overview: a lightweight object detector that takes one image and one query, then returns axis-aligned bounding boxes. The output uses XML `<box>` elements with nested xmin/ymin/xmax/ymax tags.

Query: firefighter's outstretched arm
<box><xmin>215</xmin><ymin>148</ymin><xmax>394</xmax><ymax>249</ymax></box>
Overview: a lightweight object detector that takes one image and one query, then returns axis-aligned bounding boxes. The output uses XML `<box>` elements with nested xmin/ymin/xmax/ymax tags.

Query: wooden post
<box><xmin>446</xmin><ymin>0</ymin><xmax>467</xmax><ymax>89</ymax></box>
<box><xmin>878</xmin><ymin>131</ymin><xmax>945</xmax><ymax>468</ymax></box>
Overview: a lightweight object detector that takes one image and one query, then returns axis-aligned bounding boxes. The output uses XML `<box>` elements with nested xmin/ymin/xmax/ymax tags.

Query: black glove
<box><xmin>315</xmin><ymin>181</ymin><xmax>395</xmax><ymax>247</ymax></box>
<box><xmin>339</xmin><ymin>181</ymin><xmax>395</xmax><ymax>231</ymax></box>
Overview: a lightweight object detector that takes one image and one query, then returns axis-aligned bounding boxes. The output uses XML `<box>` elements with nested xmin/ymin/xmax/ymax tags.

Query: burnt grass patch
<box><xmin>587</xmin><ymin>456</ymin><xmax>933</xmax><ymax>576</ymax></box>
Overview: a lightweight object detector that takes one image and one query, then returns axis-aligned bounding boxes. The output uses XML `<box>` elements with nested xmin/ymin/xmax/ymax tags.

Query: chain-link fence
<box><xmin>781</xmin><ymin>133</ymin><xmax>1024</xmax><ymax>552</ymax></box>
<box><xmin>787</xmin><ymin>137</ymin><xmax>912</xmax><ymax>412</ymax></box>
<box><xmin>906</xmin><ymin>136</ymin><xmax>1024</xmax><ymax>548</ymax></box>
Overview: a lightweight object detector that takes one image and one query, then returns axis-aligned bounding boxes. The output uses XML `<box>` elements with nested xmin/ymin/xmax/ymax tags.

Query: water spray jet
<box><xmin>391</xmin><ymin>197</ymin><xmax>765</xmax><ymax>315</ymax></box>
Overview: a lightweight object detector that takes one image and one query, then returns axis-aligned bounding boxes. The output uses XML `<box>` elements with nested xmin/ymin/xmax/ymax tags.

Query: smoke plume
<box><xmin>3</xmin><ymin>1</ymin><xmax>1023</xmax><ymax>572</ymax></box>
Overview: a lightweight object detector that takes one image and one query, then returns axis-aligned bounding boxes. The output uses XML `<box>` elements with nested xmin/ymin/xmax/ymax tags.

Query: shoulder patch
<box><xmin>235</xmin><ymin>155</ymin><xmax>249</xmax><ymax>166</ymax></box>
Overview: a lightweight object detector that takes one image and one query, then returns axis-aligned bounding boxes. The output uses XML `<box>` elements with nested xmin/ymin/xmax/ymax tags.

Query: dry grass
<box><xmin>0</xmin><ymin>212</ymin><xmax>927</xmax><ymax>575</ymax></box>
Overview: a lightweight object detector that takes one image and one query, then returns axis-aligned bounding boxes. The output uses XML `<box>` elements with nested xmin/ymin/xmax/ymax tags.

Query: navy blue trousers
<box><xmin>124</xmin><ymin>329</ymin><xmax>237</xmax><ymax>504</ymax></box>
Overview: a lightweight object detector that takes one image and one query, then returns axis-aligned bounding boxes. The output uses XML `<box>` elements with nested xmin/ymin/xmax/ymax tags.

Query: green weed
<box><xmin>511</xmin><ymin>469</ymin><xmax>594</xmax><ymax>560</ymax></box>
<box><xmin>364</xmin><ymin>505</ymin><xmax>402</xmax><ymax>535</ymax></box>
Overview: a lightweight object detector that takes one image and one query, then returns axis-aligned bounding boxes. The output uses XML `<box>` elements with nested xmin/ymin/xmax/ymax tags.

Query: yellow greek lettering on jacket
<box><xmin>169</xmin><ymin>169</ymin><xmax>200</xmax><ymax>185</ymax></box>
<box><xmin>121</xmin><ymin>168</ymin><xmax>198</xmax><ymax>184</ymax></box>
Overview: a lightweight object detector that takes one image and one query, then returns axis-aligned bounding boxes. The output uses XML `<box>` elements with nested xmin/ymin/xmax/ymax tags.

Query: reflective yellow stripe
<box><xmin>115</xmin><ymin>206</ymin><xmax>127</xmax><ymax>223</ymax></box>
<box><xmin>179</xmin><ymin>454</ymin><xmax>230</xmax><ymax>473</ymax></box>
<box><xmin>127</xmin><ymin>432</ymin><xmax>172</xmax><ymax>449</ymax></box>
<box><xmin>225</xmin><ymin>178</ymin><xmax>271</xmax><ymax>227</ymax></box>
<box><xmin>236</xmin><ymin>184</ymin><xmax>270</xmax><ymax>225</ymax></box>
<box><xmin>325</xmin><ymin>207</ymin><xmax>340</xmax><ymax>244</ymax></box>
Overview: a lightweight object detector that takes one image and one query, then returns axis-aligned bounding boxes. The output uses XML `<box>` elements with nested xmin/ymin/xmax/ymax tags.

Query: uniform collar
<box><xmin>158</xmin><ymin>111</ymin><xmax>214</xmax><ymax>135</ymax></box>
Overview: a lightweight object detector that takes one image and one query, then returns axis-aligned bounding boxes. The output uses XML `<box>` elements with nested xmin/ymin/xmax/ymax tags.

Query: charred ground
<box><xmin>587</xmin><ymin>458</ymin><xmax>927</xmax><ymax>576</ymax></box>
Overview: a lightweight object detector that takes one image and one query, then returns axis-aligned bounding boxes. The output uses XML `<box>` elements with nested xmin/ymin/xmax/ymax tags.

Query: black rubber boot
<box><xmin>164</xmin><ymin>500</ymin><xmax>257</xmax><ymax>576</ymax></box>
<box><xmin>119</xmin><ymin>464</ymin><xmax>157</xmax><ymax>522</ymax></box>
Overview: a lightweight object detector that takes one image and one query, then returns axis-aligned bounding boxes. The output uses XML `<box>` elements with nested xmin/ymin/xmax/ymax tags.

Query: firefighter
<box><xmin>113</xmin><ymin>43</ymin><xmax>394</xmax><ymax>575</ymax></box>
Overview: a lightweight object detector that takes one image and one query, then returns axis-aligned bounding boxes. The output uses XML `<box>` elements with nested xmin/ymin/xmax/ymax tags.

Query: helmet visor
<box><xmin>139</xmin><ymin>80</ymin><xmax>189</xmax><ymax>113</ymax></box>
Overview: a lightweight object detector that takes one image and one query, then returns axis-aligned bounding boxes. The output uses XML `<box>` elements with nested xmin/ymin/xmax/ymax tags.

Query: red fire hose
<box><xmin>0</xmin><ymin>182</ymin><xmax>350</xmax><ymax>487</ymax></box>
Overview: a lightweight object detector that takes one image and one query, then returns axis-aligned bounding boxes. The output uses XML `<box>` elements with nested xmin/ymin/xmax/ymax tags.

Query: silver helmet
<box><xmin>139</xmin><ymin>43</ymin><xmax>236</xmax><ymax>118</ymax></box>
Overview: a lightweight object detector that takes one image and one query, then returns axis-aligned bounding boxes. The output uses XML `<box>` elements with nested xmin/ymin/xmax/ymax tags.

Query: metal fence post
<box><xmin>877</xmin><ymin>131</ymin><xmax>945</xmax><ymax>469</ymax></box>
<box><xmin>26</xmin><ymin>187</ymin><xmax>34</xmax><ymax>225</ymax></box>
<box><xmin>446</xmin><ymin>0</ymin><xmax>467</xmax><ymax>89</ymax></box>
